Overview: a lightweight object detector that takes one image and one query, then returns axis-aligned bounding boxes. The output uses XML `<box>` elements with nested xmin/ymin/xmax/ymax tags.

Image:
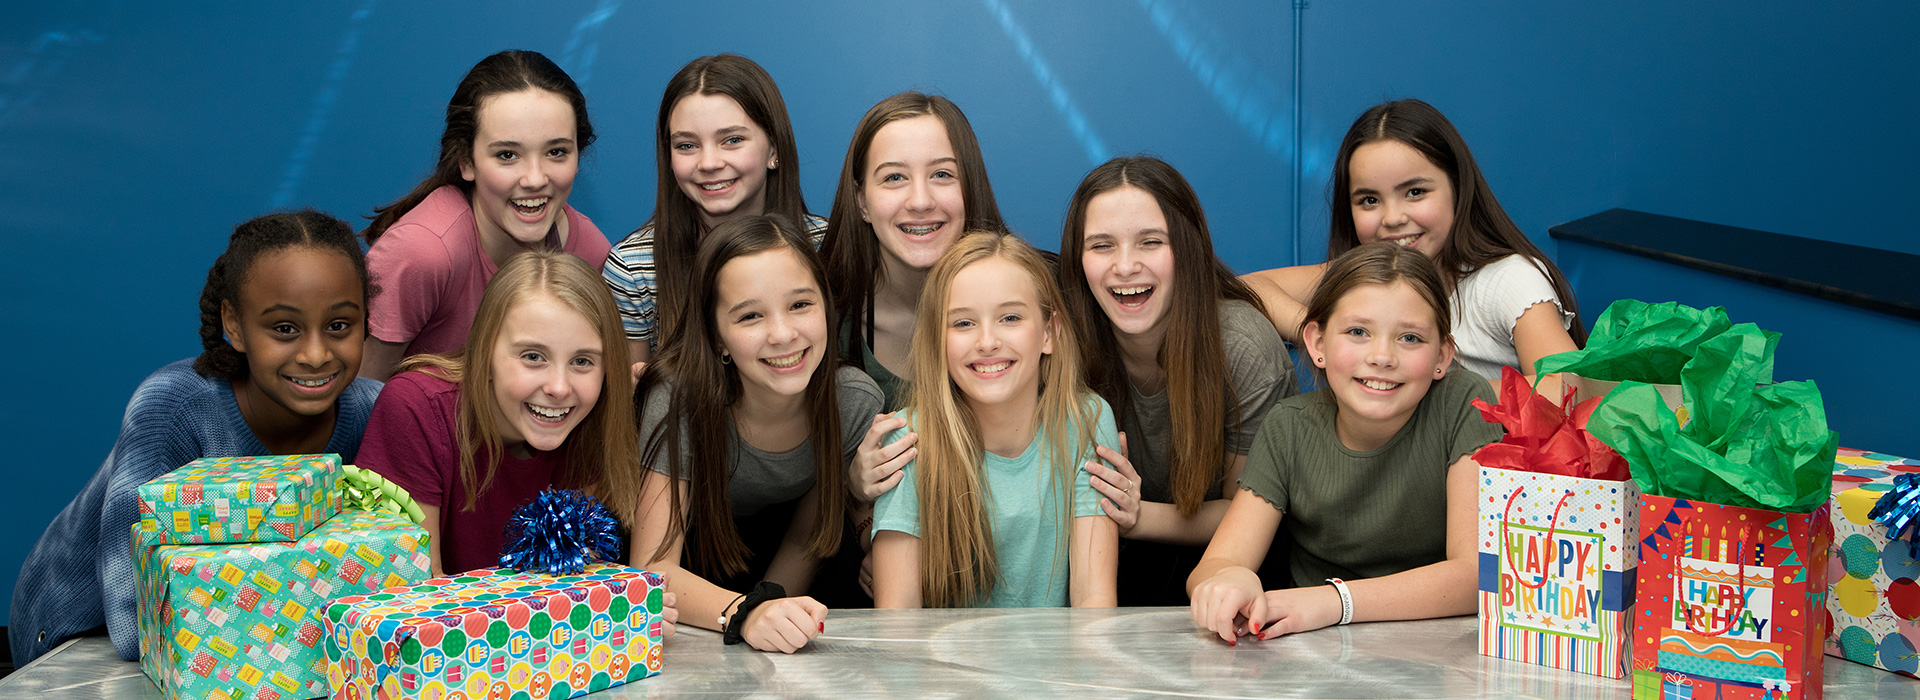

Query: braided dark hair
<box><xmin>195</xmin><ymin>210</ymin><xmax>376</xmax><ymax>380</ymax></box>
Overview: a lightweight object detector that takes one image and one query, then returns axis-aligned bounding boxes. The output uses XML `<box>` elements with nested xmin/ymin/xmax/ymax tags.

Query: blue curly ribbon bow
<box><xmin>1868</xmin><ymin>473</ymin><xmax>1920</xmax><ymax>560</ymax></box>
<box><xmin>498</xmin><ymin>489</ymin><xmax>627</xmax><ymax>575</ymax></box>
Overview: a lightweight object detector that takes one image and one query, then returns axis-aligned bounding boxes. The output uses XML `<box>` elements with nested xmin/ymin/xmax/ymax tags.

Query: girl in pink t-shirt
<box><xmin>360</xmin><ymin>50</ymin><xmax>611</xmax><ymax>379</ymax></box>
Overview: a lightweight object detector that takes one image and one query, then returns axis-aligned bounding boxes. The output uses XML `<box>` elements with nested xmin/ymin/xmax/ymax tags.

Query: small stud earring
<box><xmin>769</xmin><ymin>155</ymin><xmax>779</xmax><ymax>169</ymax></box>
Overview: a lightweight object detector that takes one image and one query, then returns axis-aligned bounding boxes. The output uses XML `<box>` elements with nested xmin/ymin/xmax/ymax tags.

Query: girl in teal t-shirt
<box><xmin>870</xmin><ymin>231</ymin><xmax>1119</xmax><ymax>608</ymax></box>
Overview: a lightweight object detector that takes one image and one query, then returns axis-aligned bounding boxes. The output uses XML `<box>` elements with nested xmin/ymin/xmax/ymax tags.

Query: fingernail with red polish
<box><xmin>1227</xmin><ymin>639</ymin><xmax>1237</xmax><ymax>647</ymax></box>
<box><xmin>818</xmin><ymin>622</ymin><xmax>825</xmax><ymax>632</ymax></box>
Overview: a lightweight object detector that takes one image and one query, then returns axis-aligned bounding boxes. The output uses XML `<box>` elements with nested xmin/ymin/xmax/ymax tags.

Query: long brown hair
<box><xmin>1300</xmin><ymin>242</ymin><xmax>1453</xmax><ymax>386</ymax></box>
<box><xmin>1058</xmin><ymin>156</ymin><xmax>1264</xmax><ymax>516</ymax></box>
<box><xmin>636</xmin><ymin>214</ymin><xmax>845</xmax><ymax>578</ymax></box>
<box><xmin>648</xmin><ymin>54</ymin><xmax>811</xmax><ymax>345</ymax></box>
<box><xmin>903</xmin><ymin>231</ymin><xmax>1095</xmax><ymax>607</ymax></box>
<box><xmin>1327</xmin><ymin>98</ymin><xmax>1584</xmax><ymax>344</ymax></box>
<box><xmin>396</xmin><ymin>250</ymin><xmax>639</xmax><ymax>524</ymax></box>
<box><xmin>820</xmin><ymin>92</ymin><xmax>1004</xmax><ymax>364</ymax></box>
<box><xmin>364</xmin><ymin>51</ymin><xmax>595</xmax><ymax>243</ymax></box>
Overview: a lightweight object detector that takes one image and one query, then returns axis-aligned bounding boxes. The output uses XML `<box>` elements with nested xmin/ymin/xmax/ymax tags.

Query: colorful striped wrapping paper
<box><xmin>1824</xmin><ymin>447</ymin><xmax>1920</xmax><ymax>677</ymax></box>
<box><xmin>325</xmin><ymin>563</ymin><xmax>666</xmax><ymax>700</ymax></box>
<box><xmin>1478</xmin><ymin>466</ymin><xmax>1642</xmax><ymax>677</ymax></box>
<box><xmin>134</xmin><ymin>509</ymin><xmax>432</xmax><ymax>700</ymax></box>
<box><xmin>136</xmin><ymin>454</ymin><xmax>342</xmax><ymax>545</ymax></box>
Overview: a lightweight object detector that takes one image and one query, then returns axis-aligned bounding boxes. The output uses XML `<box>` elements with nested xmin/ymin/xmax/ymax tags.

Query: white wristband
<box><xmin>1325</xmin><ymin>578</ymin><xmax>1353</xmax><ymax>625</ymax></box>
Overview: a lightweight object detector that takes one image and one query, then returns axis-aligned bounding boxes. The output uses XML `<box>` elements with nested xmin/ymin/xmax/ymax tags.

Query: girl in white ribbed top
<box><xmin>1242</xmin><ymin>98</ymin><xmax>1584</xmax><ymax>395</ymax></box>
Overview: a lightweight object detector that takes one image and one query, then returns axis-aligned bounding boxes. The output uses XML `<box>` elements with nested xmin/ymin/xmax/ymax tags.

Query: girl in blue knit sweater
<box><xmin>9</xmin><ymin>210</ymin><xmax>384</xmax><ymax>666</ymax></box>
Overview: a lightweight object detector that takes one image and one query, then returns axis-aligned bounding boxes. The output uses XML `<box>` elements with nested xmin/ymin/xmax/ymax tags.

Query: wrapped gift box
<box><xmin>1824</xmin><ymin>447</ymin><xmax>1920</xmax><ymax>677</ymax></box>
<box><xmin>135</xmin><ymin>509</ymin><xmax>431</xmax><ymax>700</ymax></box>
<box><xmin>137</xmin><ymin>454</ymin><xmax>343</xmax><ymax>545</ymax></box>
<box><xmin>325</xmin><ymin>563</ymin><xmax>666</xmax><ymax>700</ymax></box>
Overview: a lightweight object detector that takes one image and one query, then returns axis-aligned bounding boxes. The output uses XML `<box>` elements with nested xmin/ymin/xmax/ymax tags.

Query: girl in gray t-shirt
<box><xmin>629</xmin><ymin>215</ymin><xmax>879</xmax><ymax>654</ymax></box>
<box><xmin>1057</xmin><ymin>156</ymin><xmax>1298</xmax><ymax>605</ymax></box>
<box><xmin>1189</xmin><ymin>243</ymin><xmax>1500</xmax><ymax>643</ymax></box>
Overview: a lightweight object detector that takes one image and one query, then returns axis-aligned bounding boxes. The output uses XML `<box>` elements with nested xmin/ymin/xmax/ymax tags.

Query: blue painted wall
<box><xmin>1</xmin><ymin>2</ymin><xmax>1913</xmax><ymax>625</ymax></box>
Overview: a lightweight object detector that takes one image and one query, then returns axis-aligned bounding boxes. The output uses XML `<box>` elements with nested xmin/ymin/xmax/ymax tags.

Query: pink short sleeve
<box><xmin>365</xmin><ymin>224</ymin><xmax>456</xmax><ymax>346</ymax></box>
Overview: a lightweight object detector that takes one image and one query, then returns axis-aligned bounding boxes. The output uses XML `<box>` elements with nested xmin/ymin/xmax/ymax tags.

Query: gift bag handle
<box><xmin>1676</xmin><ymin>522</ymin><xmax>1753</xmax><ymax>638</ymax></box>
<box><xmin>1500</xmin><ymin>486</ymin><xmax>1575</xmax><ymax>590</ymax></box>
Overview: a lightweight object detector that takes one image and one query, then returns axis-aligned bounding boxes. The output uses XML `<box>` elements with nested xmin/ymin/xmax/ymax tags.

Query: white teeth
<box><xmin>512</xmin><ymin>197</ymin><xmax>549</xmax><ymax>210</ymax></box>
<box><xmin>1391</xmin><ymin>235</ymin><xmax>1419</xmax><ymax>247</ymax></box>
<box><xmin>900</xmin><ymin>224</ymin><xmax>941</xmax><ymax>235</ymax></box>
<box><xmin>762</xmin><ymin>351</ymin><xmax>804</xmax><ymax>368</ymax></box>
<box><xmin>699</xmin><ymin>180</ymin><xmax>735</xmax><ymax>191</ymax></box>
<box><xmin>1111</xmin><ymin>285</ymin><xmax>1152</xmax><ymax>297</ymax></box>
<box><xmin>526</xmin><ymin>403</ymin><xmax>571</xmax><ymax>420</ymax></box>
<box><xmin>972</xmin><ymin>361</ymin><xmax>1010</xmax><ymax>374</ymax></box>
<box><xmin>1359</xmin><ymin>379</ymin><xmax>1399</xmax><ymax>391</ymax></box>
<box><xmin>290</xmin><ymin>375</ymin><xmax>332</xmax><ymax>388</ymax></box>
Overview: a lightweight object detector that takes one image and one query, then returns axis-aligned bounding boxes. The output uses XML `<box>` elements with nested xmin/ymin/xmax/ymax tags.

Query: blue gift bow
<box><xmin>1868</xmin><ymin>473</ymin><xmax>1920</xmax><ymax>560</ymax></box>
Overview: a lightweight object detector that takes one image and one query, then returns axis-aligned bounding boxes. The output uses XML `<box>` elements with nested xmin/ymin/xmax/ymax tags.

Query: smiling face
<box><xmin>461</xmin><ymin>88</ymin><xmax>580</xmax><ymax>253</ymax></box>
<box><xmin>1080</xmin><ymin>185</ymin><xmax>1177</xmax><ymax>340</ymax></box>
<box><xmin>1303</xmin><ymin>280</ymin><xmax>1454</xmax><ymax>450</ymax></box>
<box><xmin>944</xmin><ymin>257</ymin><xmax>1054</xmax><ymax>413</ymax></box>
<box><xmin>713</xmin><ymin>247</ymin><xmax>828</xmax><ymax>401</ymax></box>
<box><xmin>488</xmin><ymin>292</ymin><xmax>605</xmax><ymax>452</ymax></box>
<box><xmin>1348</xmin><ymin>140</ymin><xmax>1454</xmax><ymax>260</ymax></box>
<box><xmin>858</xmin><ymin>114</ymin><xmax>967</xmax><ymax>272</ymax></box>
<box><xmin>668</xmin><ymin>93</ymin><xmax>775</xmax><ymax>229</ymax></box>
<box><xmin>222</xmin><ymin>247</ymin><xmax>367</xmax><ymax>423</ymax></box>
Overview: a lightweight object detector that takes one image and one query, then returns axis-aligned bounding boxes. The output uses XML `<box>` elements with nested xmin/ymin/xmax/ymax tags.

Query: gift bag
<box><xmin>1631</xmin><ymin>495</ymin><xmax>1832</xmax><ymax>700</ymax></box>
<box><xmin>1479</xmin><ymin>468</ymin><xmax>1642</xmax><ymax>677</ymax></box>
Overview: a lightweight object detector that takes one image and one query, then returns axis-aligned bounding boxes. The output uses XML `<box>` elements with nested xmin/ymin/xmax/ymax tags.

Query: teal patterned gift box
<box><xmin>135</xmin><ymin>509</ymin><xmax>432</xmax><ymax>700</ymax></box>
<box><xmin>137</xmin><ymin>454</ymin><xmax>343</xmax><ymax>545</ymax></box>
<box><xmin>325</xmin><ymin>564</ymin><xmax>666</xmax><ymax>700</ymax></box>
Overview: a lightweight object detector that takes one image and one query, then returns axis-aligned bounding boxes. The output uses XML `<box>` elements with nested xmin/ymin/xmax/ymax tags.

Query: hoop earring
<box><xmin>721</xmin><ymin>354</ymin><xmax>732</xmax><ymax>365</ymax></box>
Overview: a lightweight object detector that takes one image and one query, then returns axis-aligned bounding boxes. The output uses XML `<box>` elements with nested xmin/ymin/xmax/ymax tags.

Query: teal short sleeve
<box><xmin>870</xmin><ymin>416</ymin><xmax>921</xmax><ymax>538</ymax></box>
<box><xmin>1072</xmin><ymin>398</ymin><xmax>1121</xmax><ymax>518</ymax></box>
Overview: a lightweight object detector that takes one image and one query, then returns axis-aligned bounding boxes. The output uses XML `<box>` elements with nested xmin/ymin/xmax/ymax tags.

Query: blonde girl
<box><xmin>358</xmin><ymin>250</ymin><xmax>641</xmax><ymax>578</ymax></box>
<box><xmin>870</xmin><ymin>231</ymin><xmax>1119</xmax><ymax>608</ymax></box>
<box><xmin>1189</xmin><ymin>242</ymin><xmax>1500</xmax><ymax>642</ymax></box>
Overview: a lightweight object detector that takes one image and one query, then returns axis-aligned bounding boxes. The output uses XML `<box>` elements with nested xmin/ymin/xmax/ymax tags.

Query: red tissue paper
<box><xmin>1470</xmin><ymin>366</ymin><xmax>1630</xmax><ymax>481</ymax></box>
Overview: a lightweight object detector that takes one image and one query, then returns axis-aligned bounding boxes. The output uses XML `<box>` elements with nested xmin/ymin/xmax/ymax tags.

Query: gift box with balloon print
<box><xmin>134</xmin><ymin>508</ymin><xmax>432</xmax><ymax>700</ymax></box>
<box><xmin>1824</xmin><ymin>447</ymin><xmax>1920</xmax><ymax>676</ymax></box>
<box><xmin>136</xmin><ymin>454</ymin><xmax>342</xmax><ymax>545</ymax></box>
<box><xmin>324</xmin><ymin>563</ymin><xmax>666</xmax><ymax>700</ymax></box>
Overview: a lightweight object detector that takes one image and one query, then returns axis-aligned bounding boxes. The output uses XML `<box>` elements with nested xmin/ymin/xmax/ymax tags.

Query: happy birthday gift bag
<box><xmin>1479</xmin><ymin>468</ymin><xmax>1642</xmax><ymax>677</ymax></box>
<box><xmin>1631</xmin><ymin>496</ymin><xmax>1831</xmax><ymax>700</ymax></box>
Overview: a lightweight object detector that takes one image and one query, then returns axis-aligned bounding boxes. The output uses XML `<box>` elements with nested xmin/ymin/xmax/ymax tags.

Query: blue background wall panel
<box><xmin>1</xmin><ymin>1</ymin><xmax>1913</xmax><ymax>625</ymax></box>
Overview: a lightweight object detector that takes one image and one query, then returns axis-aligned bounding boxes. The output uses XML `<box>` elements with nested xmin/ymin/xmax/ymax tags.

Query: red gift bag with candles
<box><xmin>1632</xmin><ymin>496</ymin><xmax>1831</xmax><ymax>700</ymax></box>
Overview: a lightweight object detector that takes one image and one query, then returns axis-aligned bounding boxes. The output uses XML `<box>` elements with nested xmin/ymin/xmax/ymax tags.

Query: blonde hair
<box><xmin>902</xmin><ymin>230</ymin><xmax>1097</xmax><ymax>607</ymax></box>
<box><xmin>398</xmin><ymin>250</ymin><xmax>641</xmax><ymax>524</ymax></box>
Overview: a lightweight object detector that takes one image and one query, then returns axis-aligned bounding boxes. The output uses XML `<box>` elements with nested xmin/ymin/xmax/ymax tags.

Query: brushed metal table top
<box><xmin>4</xmin><ymin>608</ymin><xmax>1916</xmax><ymax>699</ymax></box>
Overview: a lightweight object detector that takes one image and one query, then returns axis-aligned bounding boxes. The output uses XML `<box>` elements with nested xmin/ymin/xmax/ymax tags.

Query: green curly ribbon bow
<box><xmin>339</xmin><ymin>464</ymin><xmax>426</xmax><ymax>524</ymax></box>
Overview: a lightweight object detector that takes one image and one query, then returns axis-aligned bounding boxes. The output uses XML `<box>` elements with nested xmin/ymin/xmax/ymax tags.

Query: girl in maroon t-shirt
<box><xmin>358</xmin><ymin>251</ymin><xmax>661</xmax><ymax>608</ymax></box>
